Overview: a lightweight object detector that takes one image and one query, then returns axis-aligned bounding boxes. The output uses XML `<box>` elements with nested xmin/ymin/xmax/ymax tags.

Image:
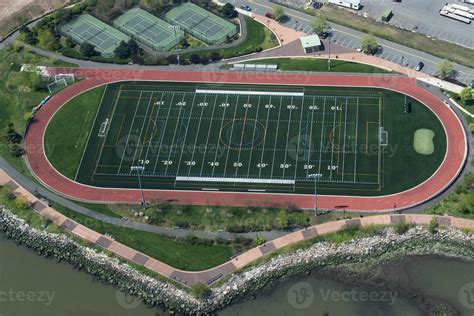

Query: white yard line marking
<box><xmin>329</xmin><ymin>98</ymin><xmax>337</xmax><ymax>181</ymax></box>
<box><xmin>223</xmin><ymin>94</ymin><xmax>240</xmax><ymax>177</ymax></box>
<box><xmin>234</xmin><ymin>95</ymin><xmax>251</xmax><ymax>179</ymax></box>
<box><xmin>353</xmin><ymin>97</ymin><xmax>360</xmax><ymax>183</ymax></box>
<box><xmin>186</xmin><ymin>94</ymin><xmax>208</xmax><ymax>177</ymax></box>
<box><xmin>175</xmin><ymin>92</ymin><xmax>198</xmax><ymax>180</ymax></box>
<box><xmin>164</xmin><ymin>93</ymin><xmax>188</xmax><ymax>175</ymax></box>
<box><xmin>293</xmin><ymin>95</ymin><xmax>306</xmax><ymax>181</ymax></box>
<box><xmin>317</xmin><ymin>98</ymin><xmax>326</xmax><ymax>176</ymax></box>
<box><xmin>151</xmin><ymin>92</ymin><xmax>176</xmax><ymax>174</ymax></box>
<box><xmin>342</xmin><ymin>98</ymin><xmax>348</xmax><ymax>182</ymax></box>
<box><xmin>258</xmin><ymin>96</ymin><xmax>272</xmax><ymax>179</ymax></box>
<box><xmin>117</xmin><ymin>91</ymin><xmax>143</xmax><ymax>174</ymax></box>
<box><xmin>199</xmin><ymin>94</ymin><xmax>219</xmax><ymax>175</ymax></box>
<box><xmin>246</xmin><ymin>95</ymin><xmax>261</xmax><ymax>178</ymax></box>
<box><xmin>270</xmin><ymin>96</ymin><xmax>284</xmax><ymax>179</ymax></box>
<box><xmin>281</xmin><ymin>96</ymin><xmax>294</xmax><ymax>179</ymax></box>
<box><xmin>211</xmin><ymin>95</ymin><xmax>229</xmax><ymax>177</ymax></box>
<box><xmin>129</xmin><ymin>92</ymin><xmax>154</xmax><ymax>173</ymax></box>
<box><xmin>142</xmin><ymin>92</ymin><xmax>165</xmax><ymax>169</ymax></box>
<box><xmin>305</xmin><ymin>96</ymin><xmax>316</xmax><ymax>179</ymax></box>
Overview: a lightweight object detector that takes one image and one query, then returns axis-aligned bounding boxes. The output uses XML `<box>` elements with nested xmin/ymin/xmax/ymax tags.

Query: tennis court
<box><xmin>60</xmin><ymin>14</ymin><xmax>130</xmax><ymax>57</ymax></box>
<box><xmin>165</xmin><ymin>2</ymin><xmax>237</xmax><ymax>45</ymax></box>
<box><xmin>74</xmin><ymin>82</ymin><xmax>393</xmax><ymax>195</ymax></box>
<box><xmin>113</xmin><ymin>8</ymin><xmax>184</xmax><ymax>51</ymax></box>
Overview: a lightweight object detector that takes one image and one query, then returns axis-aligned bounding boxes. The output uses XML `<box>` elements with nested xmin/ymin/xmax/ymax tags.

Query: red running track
<box><xmin>24</xmin><ymin>69</ymin><xmax>467</xmax><ymax>212</ymax></box>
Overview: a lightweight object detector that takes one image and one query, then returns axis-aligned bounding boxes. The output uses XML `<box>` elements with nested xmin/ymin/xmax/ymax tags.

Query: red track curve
<box><xmin>24</xmin><ymin>69</ymin><xmax>467</xmax><ymax>212</ymax></box>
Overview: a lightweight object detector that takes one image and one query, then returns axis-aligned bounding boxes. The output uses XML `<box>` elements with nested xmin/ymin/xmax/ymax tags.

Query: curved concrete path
<box><xmin>1</xmin><ymin>168</ymin><xmax>473</xmax><ymax>287</ymax></box>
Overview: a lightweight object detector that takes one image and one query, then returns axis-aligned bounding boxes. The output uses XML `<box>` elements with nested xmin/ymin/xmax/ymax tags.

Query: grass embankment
<box><xmin>0</xmin><ymin>48</ymin><xmax>76</xmax><ymax>176</ymax></box>
<box><xmin>238</xmin><ymin>57</ymin><xmax>391</xmax><ymax>73</ymax></box>
<box><xmin>181</xmin><ymin>16</ymin><xmax>278</xmax><ymax>60</ymax></box>
<box><xmin>45</xmin><ymin>86</ymin><xmax>104</xmax><ymax>179</ymax></box>
<box><xmin>299</xmin><ymin>5</ymin><xmax>474</xmax><ymax>68</ymax></box>
<box><xmin>425</xmin><ymin>173</ymin><xmax>474</xmax><ymax>220</ymax></box>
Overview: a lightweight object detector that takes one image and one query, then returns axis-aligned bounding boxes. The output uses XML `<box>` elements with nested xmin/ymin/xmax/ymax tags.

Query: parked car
<box><xmin>240</xmin><ymin>5</ymin><xmax>252</xmax><ymax>11</ymax></box>
<box><xmin>265</xmin><ymin>12</ymin><xmax>275</xmax><ymax>19</ymax></box>
<box><xmin>470</xmin><ymin>80</ymin><xmax>474</xmax><ymax>88</ymax></box>
<box><xmin>356</xmin><ymin>47</ymin><xmax>362</xmax><ymax>52</ymax></box>
<box><xmin>415</xmin><ymin>61</ymin><xmax>424</xmax><ymax>71</ymax></box>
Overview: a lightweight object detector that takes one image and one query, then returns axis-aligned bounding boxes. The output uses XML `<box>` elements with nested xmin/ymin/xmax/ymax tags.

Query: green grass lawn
<box><xmin>181</xmin><ymin>16</ymin><xmax>278</xmax><ymax>60</ymax></box>
<box><xmin>240</xmin><ymin>57</ymin><xmax>391</xmax><ymax>73</ymax></box>
<box><xmin>44</xmin><ymin>86</ymin><xmax>104</xmax><ymax>179</ymax></box>
<box><xmin>424</xmin><ymin>173</ymin><xmax>474</xmax><ymax>219</ymax></box>
<box><xmin>50</xmin><ymin>202</ymin><xmax>235</xmax><ymax>271</ymax></box>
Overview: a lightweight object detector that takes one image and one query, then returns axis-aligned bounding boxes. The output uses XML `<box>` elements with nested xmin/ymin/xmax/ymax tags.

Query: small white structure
<box><xmin>328</xmin><ymin>0</ymin><xmax>361</xmax><ymax>10</ymax></box>
<box><xmin>300</xmin><ymin>34</ymin><xmax>322</xmax><ymax>53</ymax></box>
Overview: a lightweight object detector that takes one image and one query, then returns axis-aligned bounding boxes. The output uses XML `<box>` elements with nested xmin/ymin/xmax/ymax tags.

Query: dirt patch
<box><xmin>0</xmin><ymin>0</ymin><xmax>71</xmax><ymax>39</ymax></box>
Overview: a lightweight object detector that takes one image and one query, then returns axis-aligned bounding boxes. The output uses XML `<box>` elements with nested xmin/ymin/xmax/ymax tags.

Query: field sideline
<box><xmin>26</xmin><ymin>69</ymin><xmax>467</xmax><ymax>212</ymax></box>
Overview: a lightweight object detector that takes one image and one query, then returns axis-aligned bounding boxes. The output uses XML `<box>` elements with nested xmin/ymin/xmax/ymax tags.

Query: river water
<box><xmin>1</xmin><ymin>233</ymin><xmax>473</xmax><ymax>315</ymax></box>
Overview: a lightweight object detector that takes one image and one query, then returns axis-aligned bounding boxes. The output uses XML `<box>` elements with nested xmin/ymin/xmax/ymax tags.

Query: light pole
<box><xmin>169</xmin><ymin>25</ymin><xmax>181</xmax><ymax>65</ymax></box>
<box><xmin>323</xmin><ymin>27</ymin><xmax>333</xmax><ymax>71</ymax></box>
<box><xmin>308</xmin><ymin>173</ymin><xmax>323</xmax><ymax>217</ymax></box>
<box><xmin>131</xmin><ymin>165</ymin><xmax>145</xmax><ymax>206</ymax></box>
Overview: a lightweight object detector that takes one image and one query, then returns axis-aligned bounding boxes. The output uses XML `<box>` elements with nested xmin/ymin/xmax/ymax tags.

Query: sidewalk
<box><xmin>1</xmin><ymin>168</ymin><xmax>473</xmax><ymax>287</ymax></box>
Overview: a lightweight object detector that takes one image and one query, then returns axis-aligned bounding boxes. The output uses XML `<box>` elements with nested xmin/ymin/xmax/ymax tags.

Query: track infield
<box><xmin>27</xmin><ymin>70</ymin><xmax>467</xmax><ymax>211</ymax></box>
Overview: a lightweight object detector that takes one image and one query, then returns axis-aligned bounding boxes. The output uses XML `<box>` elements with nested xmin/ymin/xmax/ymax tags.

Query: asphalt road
<box><xmin>232</xmin><ymin>0</ymin><xmax>474</xmax><ymax>85</ymax></box>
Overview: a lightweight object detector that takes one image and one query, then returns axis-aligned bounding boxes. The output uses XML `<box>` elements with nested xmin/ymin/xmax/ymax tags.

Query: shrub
<box><xmin>15</xmin><ymin>195</ymin><xmax>30</xmax><ymax>209</ymax></box>
<box><xmin>393</xmin><ymin>221</ymin><xmax>411</xmax><ymax>234</ymax></box>
<box><xmin>427</xmin><ymin>217</ymin><xmax>439</xmax><ymax>234</ymax></box>
<box><xmin>191</xmin><ymin>283</ymin><xmax>211</xmax><ymax>299</ymax></box>
<box><xmin>255</xmin><ymin>235</ymin><xmax>266</xmax><ymax>246</ymax></box>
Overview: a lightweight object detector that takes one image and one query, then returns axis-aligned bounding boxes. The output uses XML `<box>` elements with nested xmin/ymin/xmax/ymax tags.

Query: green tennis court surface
<box><xmin>72</xmin><ymin>81</ymin><xmax>446</xmax><ymax>196</ymax></box>
<box><xmin>113</xmin><ymin>8</ymin><xmax>184</xmax><ymax>51</ymax></box>
<box><xmin>165</xmin><ymin>2</ymin><xmax>237</xmax><ymax>45</ymax></box>
<box><xmin>60</xmin><ymin>14</ymin><xmax>130</xmax><ymax>57</ymax></box>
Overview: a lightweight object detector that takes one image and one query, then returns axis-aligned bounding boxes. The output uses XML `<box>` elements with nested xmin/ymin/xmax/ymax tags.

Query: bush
<box><xmin>393</xmin><ymin>221</ymin><xmax>411</xmax><ymax>234</ymax></box>
<box><xmin>191</xmin><ymin>283</ymin><xmax>211</xmax><ymax>299</ymax></box>
<box><xmin>15</xmin><ymin>195</ymin><xmax>30</xmax><ymax>209</ymax></box>
<box><xmin>255</xmin><ymin>235</ymin><xmax>266</xmax><ymax>246</ymax></box>
<box><xmin>190</xmin><ymin>54</ymin><xmax>201</xmax><ymax>64</ymax></box>
<box><xmin>427</xmin><ymin>218</ymin><xmax>439</xmax><ymax>234</ymax></box>
<box><xmin>209</xmin><ymin>52</ymin><xmax>222</xmax><ymax>62</ymax></box>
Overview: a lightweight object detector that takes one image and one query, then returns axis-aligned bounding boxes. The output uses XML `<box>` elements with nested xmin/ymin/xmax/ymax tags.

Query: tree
<box><xmin>167</xmin><ymin>54</ymin><xmax>179</xmax><ymax>64</ymax></box>
<box><xmin>37</xmin><ymin>29</ymin><xmax>59</xmax><ymax>51</ymax></box>
<box><xmin>360</xmin><ymin>34</ymin><xmax>377</xmax><ymax>54</ymax></box>
<box><xmin>310</xmin><ymin>17</ymin><xmax>329</xmax><ymax>35</ymax></box>
<box><xmin>19</xmin><ymin>26</ymin><xmax>38</xmax><ymax>45</ymax></box>
<box><xmin>114</xmin><ymin>41</ymin><xmax>130</xmax><ymax>59</ymax></box>
<box><xmin>80</xmin><ymin>42</ymin><xmax>98</xmax><ymax>57</ymax></box>
<box><xmin>460</xmin><ymin>87</ymin><xmax>473</xmax><ymax>103</ymax></box>
<box><xmin>209</xmin><ymin>52</ymin><xmax>221</xmax><ymax>62</ymax></box>
<box><xmin>272</xmin><ymin>6</ymin><xmax>285</xmax><ymax>21</ymax></box>
<box><xmin>127</xmin><ymin>39</ymin><xmax>141</xmax><ymax>56</ymax></box>
<box><xmin>222</xmin><ymin>3</ymin><xmax>236</xmax><ymax>18</ymax></box>
<box><xmin>189</xmin><ymin>53</ymin><xmax>201</xmax><ymax>64</ymax></box>
<box><xmin>436</xmin><ymin>59</ymin><xmax>455</xmax><ymax>79</ymax></box>
<box><xmin>191</xmin><ymin>283</ymin><xmax>211</xmax><ymax>299</ymax></box>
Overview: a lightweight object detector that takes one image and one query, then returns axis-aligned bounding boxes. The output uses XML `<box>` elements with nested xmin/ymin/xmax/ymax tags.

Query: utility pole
<box><xmin>131</xmin><ymin>165</ymin><xmax>145</xmax><ymax>207</ymax></box>
<box><xmin>169</xmin><ymin>25</ymin><xmax>181</xmax><ymax>66</ymax></box>
<box><xmin>308</xmin><ymin>173</ymin><xmax>323</xmax><ymax>217</ymax></box>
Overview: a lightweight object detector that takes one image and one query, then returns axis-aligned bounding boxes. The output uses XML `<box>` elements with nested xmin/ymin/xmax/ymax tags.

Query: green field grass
<box><xmin>45</xmin><ymin>81</ymin><xmax>446</xmax><ymax>198</ymax></box>
<box><xmin>236</xmin><ymin>58</ymin><xmax>391</xmax><ymax>73</ymax></box>
<box><xmin>45</xmin><ymin>86</ymin><xmax>105</xmax><ymax>179</ymax></box>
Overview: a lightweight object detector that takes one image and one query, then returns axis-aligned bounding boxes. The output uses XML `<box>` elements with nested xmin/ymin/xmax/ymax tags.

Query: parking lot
<box><xmin>232</xmin><ymin>0</ymin><xmax>474</xmax><ymax>86</ymax></box>
<box><xmin>360</xmin><ymin>0</ymin><xmax>474</xmax><ymax>49</ymax></box>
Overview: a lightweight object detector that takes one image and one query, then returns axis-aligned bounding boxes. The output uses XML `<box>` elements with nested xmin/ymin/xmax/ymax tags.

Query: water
<box><xmin>1</xmin><ymin>232</ymin><xmax>473</xmax><ymax>316</ymax></box>
<box><xmin>0</xmin><ymin>234</ymin><xmax>154</xmax><ymax>316</ymax></box>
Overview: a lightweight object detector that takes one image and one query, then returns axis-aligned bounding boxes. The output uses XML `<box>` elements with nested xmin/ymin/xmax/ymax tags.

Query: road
<box><xmin>232</xmin><ymin>0</ymin><xmax>474</xmax><ymax>85</ymax></box>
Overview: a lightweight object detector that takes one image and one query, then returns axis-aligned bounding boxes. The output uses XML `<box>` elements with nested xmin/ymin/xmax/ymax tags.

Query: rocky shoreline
<box><xmin>1</xmin><ymin>206</ymin><xmax>474</xmax><ymax>315</ymax></box>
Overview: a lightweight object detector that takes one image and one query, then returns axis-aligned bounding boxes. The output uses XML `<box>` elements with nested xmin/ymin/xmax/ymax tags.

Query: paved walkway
<box><xmin>25</xmin><ymin>69</ymin><xmax>467</xmax><ymax>212</ymax></box>
<box><xmin>2</xmin><ymin>168</ymin><xmax>473</xmax><ymax>287</ymax></box>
